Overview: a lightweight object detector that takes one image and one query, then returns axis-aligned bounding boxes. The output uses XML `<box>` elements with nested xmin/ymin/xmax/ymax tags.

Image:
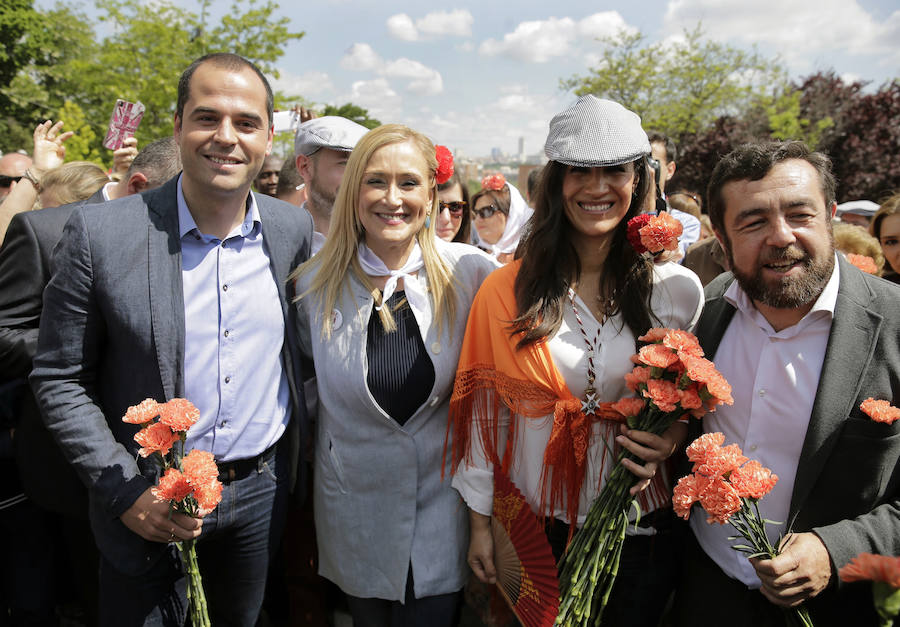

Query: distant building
<box><xmin>491</xmin><ymin>147</ymin><xmax>503</xmax><ymax>162</ymax></box>
<box><xmin>517</xmin><ymin>137</ymin><xmax>525</xmax><ymax>162</ymax></box>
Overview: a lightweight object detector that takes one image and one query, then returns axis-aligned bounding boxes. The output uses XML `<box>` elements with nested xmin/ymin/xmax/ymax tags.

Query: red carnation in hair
<box><xmin>435</xmin><ymin>145</ymin><xmax>454</xmax><ymax>184</ymax></box>
<box><xmin>481</xmin><ymin>173</ymin><xmax>506</xmax><ymax>191</ymax></box>
<box><xmin>627</xmin><ymin>214</ymin><xmax>652</xmax><ymax>254</ymax></box>
<box><xmin>846</xmin><ymin>253</ymin><xmax>878</xmax><ymax>274</ymax></box>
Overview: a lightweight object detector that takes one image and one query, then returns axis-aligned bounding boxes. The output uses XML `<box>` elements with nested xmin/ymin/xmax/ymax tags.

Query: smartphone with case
<box><xmin>103</xmin><ymin>99</ymin><xmax>145</xmax><ymax>150</ymax></box>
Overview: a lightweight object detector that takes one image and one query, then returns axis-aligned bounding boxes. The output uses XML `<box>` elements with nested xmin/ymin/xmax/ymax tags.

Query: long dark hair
<box><xmin>438</xmin><ymin>171</ymin><xmax>472</xmax><ymax>243</ymax></box>
<box><xmin>511</xmin><ymin>158</ymin><xmax>655</xmax><ymax>348</ymax></box>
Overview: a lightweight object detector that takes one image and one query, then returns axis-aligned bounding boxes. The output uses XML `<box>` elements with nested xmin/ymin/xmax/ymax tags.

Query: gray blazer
<box><xmin>296</xmin><ymin>240</ymin><xmax>497</xmax><ymax>601</ymax></box>
<box><xmin>694</xmin><ymin>255</ymin><xmax>900</xmax><ymax>621</ymax></box>
<box><xmin>30</xmin><ymin>176</ymin><xmax>313</xmax><ymax>576</ymax></box>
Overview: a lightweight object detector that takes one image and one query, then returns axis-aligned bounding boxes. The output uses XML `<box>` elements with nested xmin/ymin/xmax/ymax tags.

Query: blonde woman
<box><xmin>291</xmin><ymin>124</ymin><xmax>497</xmax><ymax>627</ymax></box>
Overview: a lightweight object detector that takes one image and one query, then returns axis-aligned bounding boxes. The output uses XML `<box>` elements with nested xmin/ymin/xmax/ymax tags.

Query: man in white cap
<box><xmin>294</xmin><ymin>116</ymin><xmax>369</xmax><ymax>252</ymax></box>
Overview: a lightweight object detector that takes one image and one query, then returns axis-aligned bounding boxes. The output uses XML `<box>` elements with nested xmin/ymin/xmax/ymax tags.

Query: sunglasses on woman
<box><xmin>472</xmin><ymin>205</ymin><xmax>503</xmax><ymax>220</ymax></box>
<box><xmin>439</xmin><ymin>201</ymin><xmax>467</xmax><ymax>216</ymax></box>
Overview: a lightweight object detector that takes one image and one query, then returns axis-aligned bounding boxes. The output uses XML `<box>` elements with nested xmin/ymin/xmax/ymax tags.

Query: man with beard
<box><xmin>294</xmin><ymin>116</ymin><xmax>368</xmax><ymax>253</ymax></box>
<box><xmin>673</xmin><ymin>141</ymin><xmax>900</xmax><ymax>627</ymax></box>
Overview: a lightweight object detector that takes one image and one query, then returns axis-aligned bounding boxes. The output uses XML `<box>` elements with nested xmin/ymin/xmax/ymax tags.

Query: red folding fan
<box><xmin>491</xmin><ymin>466</ymin><xmax>560</xmax><ymax>627</ymax></box>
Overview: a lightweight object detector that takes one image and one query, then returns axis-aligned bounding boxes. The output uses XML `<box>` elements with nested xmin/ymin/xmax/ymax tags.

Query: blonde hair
<box><xmin>290</xmin><ymin>124</ymin><xmax>456</xmax><ymax>338</ymax></box>
<box><xmin>833</xmin><ymin>222</ymin><xmax>885</xmax><ymax>274</ymax></box>
<box><xmin>40</xmin><ymin>161</ymin><xmax>109</xmax><ymax>207</ymax></box>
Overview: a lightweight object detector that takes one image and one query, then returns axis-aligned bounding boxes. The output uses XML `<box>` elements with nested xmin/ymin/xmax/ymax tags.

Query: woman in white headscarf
<box><xmin>471</xmin><ymin>173</ymin><xmax>532</xmax><ymax>263</ymax></box>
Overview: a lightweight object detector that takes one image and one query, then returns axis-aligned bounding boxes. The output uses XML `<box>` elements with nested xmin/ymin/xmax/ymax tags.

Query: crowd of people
<box><xmin>0</xmin><ymin>52</ymin><xmax>898</xmax><ymax>627</ymax></box>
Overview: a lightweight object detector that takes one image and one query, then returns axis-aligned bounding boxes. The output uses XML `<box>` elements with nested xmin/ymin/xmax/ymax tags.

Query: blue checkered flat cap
<box><xmin>294</xmin><ymin>116</ymin><xmax>369</xmax><ymax>156</ymax></box>
<box><xmin>544</xmin><ymin>95</ymin><xmax>650</xmax><ymax>167</ymax></box>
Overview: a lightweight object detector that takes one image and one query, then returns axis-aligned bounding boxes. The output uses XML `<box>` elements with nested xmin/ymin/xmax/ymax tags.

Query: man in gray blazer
<box><xmin>31</xmin><ymin>53</ymin><xmax>313</xmax><ymax>626</ymax></box>
<box><xmin>673</xmin><ymin>141</ymin><xmax>900</xmax><ymax>626</ymax></box>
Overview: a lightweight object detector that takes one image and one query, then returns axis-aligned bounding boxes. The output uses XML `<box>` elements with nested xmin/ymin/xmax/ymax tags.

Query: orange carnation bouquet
<box><xmin>625</xmin><ymin>211</ymin><xmax>683</xmax><ymax>259</ymax></box>
<box><xmin>123</xmin><ymin>398</ymin><xmax>222</xmax><ymax>627</ymax></box>
<box><xmin>840</xmin><ymin>553</ymin><xmax>900</xmax><ymax>627</ymax></box>
<box><xmin>556</xmin><ymin>328</ymin><xmax>733</xmax><ymax>626</ymax></box>
<box><xmin>673</xmin><ymin>432</ymin><xmax>813</xmax><ymax>627</ymax></box>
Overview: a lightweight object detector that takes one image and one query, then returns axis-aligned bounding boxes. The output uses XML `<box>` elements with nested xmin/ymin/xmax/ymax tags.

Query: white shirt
<box><xmin>692</xmin><ymin>256</ymin><xmax>840</xmax><ymax>587</ymax></box>
<box><xmin>452</xmin><ymin>262</ymin><xmax>703</xmax><ymax>526</ymax></box>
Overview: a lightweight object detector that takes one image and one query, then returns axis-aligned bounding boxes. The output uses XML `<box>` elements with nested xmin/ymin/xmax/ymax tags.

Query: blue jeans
<box><xmin>98</xmin><ymin>444</ymin><xmax>289</xmax><ymax>627</ymax></box>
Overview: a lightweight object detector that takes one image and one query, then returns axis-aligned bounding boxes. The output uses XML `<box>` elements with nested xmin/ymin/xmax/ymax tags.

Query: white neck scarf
<box><xmin>474</xmin><ymin>182</ymin><xmax>534</xmax><ymax>257</ymax></box>
<box><xmin>357</xmin><ymin>241</ymin><xmax>429</xmax><ymax>318</ymax></box>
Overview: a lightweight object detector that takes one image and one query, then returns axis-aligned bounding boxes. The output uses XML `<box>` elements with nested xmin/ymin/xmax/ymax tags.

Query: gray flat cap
<box><xmin>544</xmin><ymin>95</ymin><xmax>650</xmax><ymax>167</ymax></box>
<box><xmin>294</xmin><ymin>116</ymin><xmax>369</xmax><ymax>156</ymax></box>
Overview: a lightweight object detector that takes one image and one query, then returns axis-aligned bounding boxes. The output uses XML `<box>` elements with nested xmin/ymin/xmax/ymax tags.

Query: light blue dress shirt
<box><xmin>177</xmin><ymin>177</ymin><xmax>290</xmax><ymax>462</ymax></box>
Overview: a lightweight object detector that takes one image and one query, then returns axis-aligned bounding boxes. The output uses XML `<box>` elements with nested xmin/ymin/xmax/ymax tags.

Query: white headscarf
<box><xmin>474</xmin><ymin>182</ymin><xmax>533</xmax><ymax>258</ymax></box>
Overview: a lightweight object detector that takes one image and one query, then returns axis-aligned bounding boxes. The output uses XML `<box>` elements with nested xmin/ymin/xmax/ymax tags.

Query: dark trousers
<box><xmin>547</xmin><ymin>512</ymin><xmax>681</xmax><ymax>627</ymax></box>
<box><xmin>671</xmin><ymin>530</ymin><xmax>886</xmax><ymax>627</ymax></box>
<box><xmin>345</xmin><ymin>566</ymin><xmax>463</xmax><ymax>627</ymax></box>
<box><xmin>97</xmin><ymin>444</ymin><xmax>289</xmax><ymax>627</ymax></box>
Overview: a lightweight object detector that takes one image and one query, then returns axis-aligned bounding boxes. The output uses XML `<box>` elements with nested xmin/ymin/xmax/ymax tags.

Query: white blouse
<box><xmin>452</xmin><ymin>261</ymin><xmax>704</xmax><ymax>525</ymax></box>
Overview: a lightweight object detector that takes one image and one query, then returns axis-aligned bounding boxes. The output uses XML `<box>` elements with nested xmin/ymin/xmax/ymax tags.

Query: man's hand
<box><xmin>751</xmin><ymin>532</ymin><xmax>833</xmax><ymax>607</ymax></box>
<box><xmin>617</xmin><ymin>421</ymin><xmax>687</xmax><ymax>495</ymax></box>
<box><xmin>120</xmin><ymin>487</ymin><xmax>203</xmax><ymax>543</ymax></box>
<box><xmin>468</xmin><ymin>510</ymin><xmax>497</xmax><ymax>584</ymax></box>
<box><xmin>32</xmin><ymin>120</ymin><xmax>74</xmax><ymax>172</ymax></box>
<box><xmin>111</xmin><ymin>136</ymin><xmax>138</xmax><ymax>179</ymax></box>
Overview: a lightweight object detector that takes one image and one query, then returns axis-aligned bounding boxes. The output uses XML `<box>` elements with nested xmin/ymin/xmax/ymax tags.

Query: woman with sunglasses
<box><xmin>435</xmin><ymin>172</ymin><xmax>472</xmax><ymax>243</ymax></box>
<box><xmin>448</xmin><ymin>96</ymin><xmax>704</xmax><ymax>626</ymax></box>
<box><xmin>471</xmin><ymin>174</ymin><xmax>532</xmax><ymax>264</ymax></box>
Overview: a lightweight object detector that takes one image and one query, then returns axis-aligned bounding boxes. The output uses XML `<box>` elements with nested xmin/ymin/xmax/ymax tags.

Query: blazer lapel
<box><xmin>258</xmin><ymin>198</ymin><xmax>292</xmax><ymax>307</ymax></box>
<box><xmin>789</xmin><ymin>257</ymin><xmax>882</xmax><ymax>520</ymax></box>
<box><xmin>146</xmin><ymin>178</ymin><xmax>186</xmax><ymax>399</ymax></box>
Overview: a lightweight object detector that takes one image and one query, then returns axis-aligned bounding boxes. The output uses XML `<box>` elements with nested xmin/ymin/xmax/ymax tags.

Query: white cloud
<box><xmin>493</xmin><ymin>93</ymin><xmax>537</xmax><ymax>112</ymax></box>
<box><xmin>348</xmin><ymin>78</ymin><xmax>402</xmax><ymax>117</ymax></box>
<box><xmin>663</xmin><ymin>0</ymin><xmax>900</xmax><ymax>70</ymax></box>
<box><xmin>386</xmin><ymin>14</ymin><xmax>418</xmax><ymax>41</ymax></box>
<box><xmin>417</xmin><ymin>9</ymin><xmax>474</xmax><ymax>37</ymax></box>
<box><xmin>340</xmin><ymin>43</ymin><xmax>381</xmax><ymax>71</ymax></box>
<box><xmin>269</xmin><ymin>70</ymin><xmax>334</xmax><ymax>98</ymax></box>
<box><xmin>340</xmin><ymin>43</ymin><xmax>444</xmax><ymax>96</ymax></box>
<box><xmin>386</xmin><ymin>9</ymin><xmax>474</xmax><ymax>41</ymax></box>
<box><xmin>478</xmin><ymin>12</ymin><xmax>634</xmax><ymax>63</ymax></box>
<box><xmin>384</xmin><ymin>58</ymin><xmax>443</xmax><ymax>94</ymax></box>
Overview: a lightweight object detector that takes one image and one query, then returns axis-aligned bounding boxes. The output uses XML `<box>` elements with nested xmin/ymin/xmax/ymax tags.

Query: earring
<box><xmin>424</xmin><ymin>215</ymin><xmax>431</xmax><ymax>229</ymax></box>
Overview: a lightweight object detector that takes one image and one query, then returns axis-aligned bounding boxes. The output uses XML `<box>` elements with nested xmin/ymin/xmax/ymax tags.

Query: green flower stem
<box><xmin>178</xmin><ymin>539</ymin><xmax>211</xmax><ymax>627</ymax></box>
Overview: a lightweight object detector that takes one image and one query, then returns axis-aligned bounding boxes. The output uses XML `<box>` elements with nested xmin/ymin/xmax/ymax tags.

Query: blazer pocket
<box><xmin>323</xmin><ymin>432</ymin><xmax>347</xmax><ymax>495</ymax></box>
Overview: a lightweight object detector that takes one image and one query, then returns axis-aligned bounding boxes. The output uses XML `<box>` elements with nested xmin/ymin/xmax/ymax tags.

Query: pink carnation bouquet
<box><xmin>626</xmin><ymin>211</ymin><xmax>683</xmax><ymax>260</ymax></box>
<box><xmin>556</xmin><ymin>328</ymin><xmax>733</xmax><ymax>626</ymax></box>
<box><xmin>673</xmin><ymin>432</ymin><xmax>813</xmax><ymax>627</ymax></box>
<box><xmin>123</xmin><ymin>398</ymin><xmax>221</xmax><ymax>627</ymax></box>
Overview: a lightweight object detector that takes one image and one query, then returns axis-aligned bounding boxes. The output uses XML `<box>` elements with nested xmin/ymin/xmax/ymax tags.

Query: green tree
<box><xmin>321</xmin><ymin>103</ymin><xmax>381</xmax><ymax>129</ymax></box>
<box><xmin>1</xmin><ymin>0</ymin><xmax>304</xmax><ymax>157</ymax></box>
<box><xmin>562</xmin><ymin>25</ymin><xmax>785</xmax><ymax>137</ymax></box>
<box><xmin>56</xmin><ymin>100</ymin><xmax>104</xmax><ymax>165</ymax></box>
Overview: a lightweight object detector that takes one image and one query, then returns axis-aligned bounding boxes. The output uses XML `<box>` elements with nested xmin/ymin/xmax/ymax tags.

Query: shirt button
<box><xmin>223</xmin><ymin>284</ymin><xmax>228</xmax><ymax>291</ymax></box>
<box><xmin>224</xmin><ymin>329</ymin><xmax>230</xmax><ymax>337</ymax></box>
<box><xmin>758</xmin><ymin>389</ymin><xmax>766</xmax><ymax>397</ymax></box>
<box><xmin>225</xmin><ymin>376</ymin><xmax>231</xmax><ymax>384</ymax></box>
<box><xmin>749</xmin><ymin>444</ymin><xmax>758</xmax><ymax>452</ymax></box>
<box><xmin>221</xmin><ymin>242</ymin><xmax>227</xmax><ymax>248</ymax></box>
<box><xmin>431</xmin><ymin>342</ymin><xmax>441</xmax><ymax>354</ymax></box>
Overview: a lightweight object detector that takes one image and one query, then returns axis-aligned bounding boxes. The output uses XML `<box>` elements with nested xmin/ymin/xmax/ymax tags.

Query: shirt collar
<box><xmin>176</xmin><ymin>174</ymin><xmax>260</xmax><ymax>240</ymax></box>
<box><xmin>724</xmin><ymin>252</ymin><xmax>841</xmax><ymax>334</ymax></box>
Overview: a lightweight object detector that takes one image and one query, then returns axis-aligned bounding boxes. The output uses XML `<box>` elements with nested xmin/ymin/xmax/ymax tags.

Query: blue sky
<box><xmin>68</xmin><ymin>0</ymin><xmax>900</xmax><ymax>158</ymax></box>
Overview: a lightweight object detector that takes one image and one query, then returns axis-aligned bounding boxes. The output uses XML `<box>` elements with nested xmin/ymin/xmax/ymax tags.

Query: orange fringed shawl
<box><xmin>446</xmin><ymin>259</ymin><xmax>668</xmax><ymax>529</ymax></box>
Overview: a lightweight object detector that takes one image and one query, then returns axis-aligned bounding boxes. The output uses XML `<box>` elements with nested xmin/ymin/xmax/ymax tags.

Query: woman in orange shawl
<box><xmin>448</xmin><ymin>96</ymin><xmax>704</xmax><ymax>626</ymax></box>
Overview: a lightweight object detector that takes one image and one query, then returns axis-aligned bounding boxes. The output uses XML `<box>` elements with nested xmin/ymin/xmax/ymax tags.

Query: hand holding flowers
<box><xmin>122</xmin><ymin>397</ymin><xmax>221</xmax><ymax>627</ymax></box>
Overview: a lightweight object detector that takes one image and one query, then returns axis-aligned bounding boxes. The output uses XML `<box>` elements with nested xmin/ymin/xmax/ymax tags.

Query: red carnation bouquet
<box><xmin>840</xmin><ymin>553</ymin><xmax>900</xmax><ymax>627</ymax></box>
<box><xmin>123</xmin><ymin>398</ymin><xmax>221</xmax><ymax>627</ymax></box>
<box><xmin>556</xmin><ymin>328</ymin><xmax>733</xmax><ymax>626</ymax></box>
<box><xmin>860</xmin><ymin>398</ymin><xmax>900</xmax><ymax>424</ymax></box>
<box><xmin>673</xmin><ymin>432</ymin><xmax>813</xmax><ymax>627</ymax></box>
<box><xmin>626</xmin><ymin>211</ymin><xmax>683</xmax><ymax>259</ymax></box>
